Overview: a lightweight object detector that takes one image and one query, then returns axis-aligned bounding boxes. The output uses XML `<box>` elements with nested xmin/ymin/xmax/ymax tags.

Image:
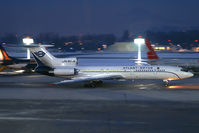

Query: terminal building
<box><xmin>106</xmin><ymin>42</ymin><xmax>148</xmax><ymax>52</ymax></box>
<box><xmin>107</xmin><ymin>41</ymin><xmax>197</xmax><ymax>52</ymax></box>
<box><xmin>106</xmin><ymin>42</ymin><xmax>172</xmax><ymax>52</ymax></box>
<box><xmin>152</xmin><ymin>44</ymin><xmax>172</xmax><ymax>51</ymax></box>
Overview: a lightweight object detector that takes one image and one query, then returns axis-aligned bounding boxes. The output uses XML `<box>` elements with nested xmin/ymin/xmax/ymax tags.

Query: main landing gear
<box><xmin>84</xmin><ymin>81</ymin><xmax>103</xmax><ymax>88</ymax></box>
<box><xmin>163</xmin><ymin>80</ymin><xmax>169</xmax><ymax>87</ymax></box>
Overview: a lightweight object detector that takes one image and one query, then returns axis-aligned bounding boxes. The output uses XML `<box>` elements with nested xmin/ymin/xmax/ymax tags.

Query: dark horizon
<box><xmin>0</xmin><ymin>0</ymin><xmax>199</xmax><ymax>36</ymax></box>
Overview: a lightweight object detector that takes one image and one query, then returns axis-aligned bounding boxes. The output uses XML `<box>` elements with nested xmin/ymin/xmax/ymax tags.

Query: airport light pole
<box><xmin>134</xmin><ymin>37</ymin><xmax>145</xmax><ymax>63</ymax></box>
<box><xmin>23</xmin><ymin>37</ymin><xmax>34</xmax><ymax>59</ymax></box>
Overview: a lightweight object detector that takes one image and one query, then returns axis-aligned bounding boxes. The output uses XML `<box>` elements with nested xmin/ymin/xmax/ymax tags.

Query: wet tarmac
<box><xmin>0</xmin><ymin>74</ymin><xmax>199</xmax><ymax>133</ymax></box>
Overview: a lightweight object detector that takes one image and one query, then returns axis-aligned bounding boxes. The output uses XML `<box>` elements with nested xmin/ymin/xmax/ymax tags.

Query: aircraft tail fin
<box><xmin>145</xmin><ymin>38</ymin><xmax>159</xmax><ymax>60</ymax></box>
<box><xmin>0</xmin><ymin>45</ymin><xmax>13</xmax><ymax>61</ymax></box>
<box><xmin>27</xmin><ymin>44</ymin><xmax>77</xmax><ymax>68</ymax></box>
<box><xmin>26</xmin><ymin>45</ymin><xmax>56</xmax><ymax>68</ymax></box>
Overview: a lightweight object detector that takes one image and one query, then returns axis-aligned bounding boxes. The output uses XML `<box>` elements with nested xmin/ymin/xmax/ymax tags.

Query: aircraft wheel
<box><xmin>84</xmin><ymin>81</ymin><xmax>103</xmax><ymax>88</ymax></box>
<box><xmin>89</xmin><ymin>83</ymin><xmax>97</xmax><ymax>88</ymax></box>
<box><xmin>84</xmin><ymin>82</ymin><xmax>97</xmax><ymax>88</ymax></box>
<box><xmin>94</xmin><ymin>80</ymin><xmax>103</xmax><ymax>85</ymax></box>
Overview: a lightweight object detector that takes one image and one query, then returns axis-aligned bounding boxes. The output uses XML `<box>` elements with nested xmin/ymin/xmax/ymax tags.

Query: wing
<box><xmin>50</xmin><ymin>74</ymin><xmax>123</xmax><ymax>85</ymax></box>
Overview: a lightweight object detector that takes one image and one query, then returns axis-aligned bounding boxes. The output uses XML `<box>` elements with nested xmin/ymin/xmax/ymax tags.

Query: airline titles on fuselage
<box><xmin>62</xmin><ymin>60</ymin><xmax>76</xmax><ymax>63</ymax></box>
<box><xmin>123</xmin><ymin>66</ymin><xmax>166</xmax><ymax>72</ymax></box>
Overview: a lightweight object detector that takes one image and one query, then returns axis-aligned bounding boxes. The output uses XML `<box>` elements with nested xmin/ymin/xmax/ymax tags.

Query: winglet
<box><xmin>145</xmin><ymin>38</ymin><xmax>159</xmax><ymax>60</ymax></box>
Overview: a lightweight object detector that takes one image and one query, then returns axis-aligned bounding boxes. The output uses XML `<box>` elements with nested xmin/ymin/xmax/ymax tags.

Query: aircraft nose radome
<box><xmin>187</xmin><ymin>72</ymin><xmax>194</xmax><ymax>78</ymax></box>
<box><xmin>183</xmin><ymin>72</ymin><xmax>194</xmax><ymax>79</ymax></box>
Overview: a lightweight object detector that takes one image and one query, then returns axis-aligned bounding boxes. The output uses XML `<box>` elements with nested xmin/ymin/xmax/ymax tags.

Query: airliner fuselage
<box><xmin>51</xmin><ymin>65</ymin><xmax>193</xmax><ymax>81</ymax></box>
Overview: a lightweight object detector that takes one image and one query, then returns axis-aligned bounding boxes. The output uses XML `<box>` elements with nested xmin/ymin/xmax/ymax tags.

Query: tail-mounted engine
<box><xmin>52</xmin><ymin>68</ymin><xmax>79</xmax><ymax>76</ymax></box>
<box><xmin>35</xmin><ymin>66</ymin><xmax>79</xmax><ymax>76</ymax></box>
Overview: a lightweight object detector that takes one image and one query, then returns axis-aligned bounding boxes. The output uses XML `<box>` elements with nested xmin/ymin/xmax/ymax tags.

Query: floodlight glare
<box><xmin>134</xmin><ymin>38</ymin><xmax>145</xmax><ymax>63</ymax></box>
<box><xmin>23</xmin><ymin>37</ymin><xmax>34</xmax><ymax>45</ymax></box>
<box><xmin>22</xmin><ymin>37</ymin><xmax>34</xmax><ymax>59</ymax></box>
<box><xmin>134</xmin><ymin>38</ymin><xmax>145</xmax><ymax>44</ymax></box>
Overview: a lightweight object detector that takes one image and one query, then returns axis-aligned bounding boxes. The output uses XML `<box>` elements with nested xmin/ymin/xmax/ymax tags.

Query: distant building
<box><xmin>106</xmin><ymin>42</ymin><xmax>148</xmax><ymax>52</ymax></box>
<box><xmin>153</xmin><ymin>45</ymin><xmax>172</xmax><ymax>51</ymax></box>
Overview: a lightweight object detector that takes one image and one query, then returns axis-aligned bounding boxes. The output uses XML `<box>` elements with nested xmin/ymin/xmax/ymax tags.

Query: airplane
<box><xmin>27</xmin><ymin>44</ymin><xmax>193</xmax><ymax>87</ymax></box>
<box><xmin>145</xmin><ymin>38</ymin><xmax>199</xmax><ymax>73</ymax></box>
<box><xmin>0</xmin><ymin>44</ymin><xmax>37</xmax><ymax>74</ymax></box>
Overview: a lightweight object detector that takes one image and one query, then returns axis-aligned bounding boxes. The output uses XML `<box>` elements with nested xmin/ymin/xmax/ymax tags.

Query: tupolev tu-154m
<box><xmin>27</xmin><ymin>44</ymin><xmax>193</xmax><ymax>87</ymax></box>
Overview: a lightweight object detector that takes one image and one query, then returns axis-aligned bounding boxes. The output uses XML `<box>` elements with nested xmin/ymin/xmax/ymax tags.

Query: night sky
<box><xmin>0</xmin><ymin>0</ymin><xmax>199</xmax><ymax>36</ymax></box>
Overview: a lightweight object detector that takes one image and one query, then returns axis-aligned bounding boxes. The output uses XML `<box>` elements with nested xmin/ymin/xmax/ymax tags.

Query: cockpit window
<box><xmin>181</xmin><ymin>68</ymin><xmax>189</xmax><ymax>72</ymax></box>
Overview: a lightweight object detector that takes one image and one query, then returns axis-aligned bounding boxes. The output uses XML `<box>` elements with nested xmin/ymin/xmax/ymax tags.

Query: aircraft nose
<box><xmin>188</xmin><ymin>72</ymin><xmax>194</xmax><ymax>78</ymax></box>
<box><xmin>182</xmin><ymin>72</ymin><xmax>194</xmax><ymax>79</ymax></box>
